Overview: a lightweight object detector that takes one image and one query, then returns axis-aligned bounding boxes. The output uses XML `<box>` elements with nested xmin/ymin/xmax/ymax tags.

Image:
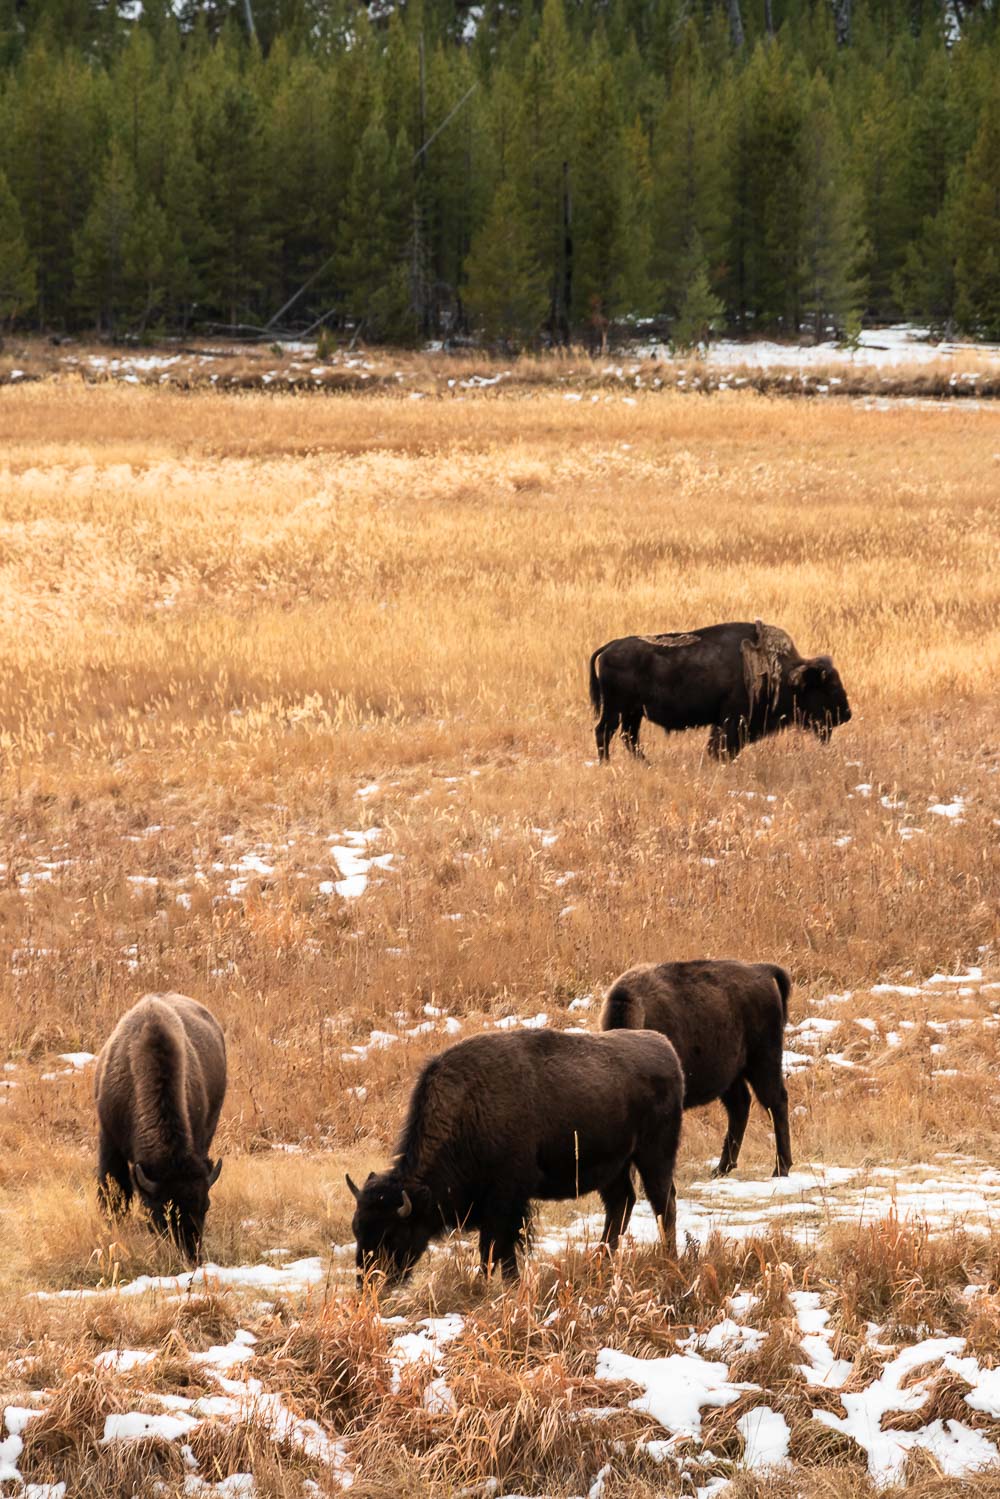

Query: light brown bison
<box><xmin>601</xmin><ymin>959</ymin><xmax>792</xmax><ymax>1177</ymax></box>
<box><xmin>347</xmin><ymin>1027</ymin><xmax>684</xmax><ymax>1285</ymax></box>
<box><xmin>95</xmin><ymin>993</ymin><xmax>226</xmax><ymax>1261</ymax></box>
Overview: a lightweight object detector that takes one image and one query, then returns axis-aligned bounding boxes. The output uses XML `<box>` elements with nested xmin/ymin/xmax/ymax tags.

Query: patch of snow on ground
<box><xmin>736</xmin><ymin>1405</ymin><xmax>791</xmax><ymax>1469</ymax></box>
<box><xmin>812</xmin><ymin>1336</ymin><xmax>996</xmax><ymax>1485</ymax></box>
<box><xmin>595</xmin><ymin>1346</ymin><xmax>756</xmax><ymax>1436</ymax></box>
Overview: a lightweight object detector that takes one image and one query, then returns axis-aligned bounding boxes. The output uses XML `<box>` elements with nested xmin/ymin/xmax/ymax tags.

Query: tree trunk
<box><xmin>763</xmin><ymin>0</ymin><xmax>774</xmax><ymax>33</ymax></box>
<box><xmin>728</xmin><ymin>0</ymin><xmax>746</xmax><ymax>49</ymax></box>
<box><xmin>833</xmin><ymin>0</ymin><xmax>851</xmax><ymax>45</ymax></box>
<box><xmin>561</xmin><ymin>159</ymin><xmax>573</xmax><ymax>344</ymax></box>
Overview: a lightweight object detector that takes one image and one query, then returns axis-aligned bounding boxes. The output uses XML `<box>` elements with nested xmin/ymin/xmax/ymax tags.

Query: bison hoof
<box><xmin>711</xmin><ymin>1164</ymin><xmax>734</xmax><ymax>1179</ymax></box>
<box><xmin>773</xmin><ymin>1166</ymin><xmax>791</xmax><ymax>1178</ymax></box>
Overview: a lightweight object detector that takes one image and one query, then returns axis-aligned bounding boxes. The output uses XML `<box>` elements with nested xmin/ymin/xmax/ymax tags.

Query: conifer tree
<box><xmin>951</xmin><ymin>95</ymin><xmax>1000</xmax><ymax>338</ymax></box>
<box><xmin>463</xmin><ymin>178</ymin><xmax>548</xmax><ymax>345</ymax></box>
<box><xmin>651</xmin><ymin>21</ymin><xmax>726</xmax><ymax>318</ymax></box>
<box><xmin>335</xmin><ymin>105</ymin><xmax>414</xmax><ymax>341</ymax></box>
<box><xmin>0</xmin><ymin>170</ymin><xmax>36</xmax><ymax>324</ymax></box>
<box><xmin>73</xmin><ymin>142</ymin><xmax>140</xmax><ymax>331</ymax></box>
<box><xmin>798</xmin><ymin>72</ymin><xmax>867</xmax><ymax>338</ymax></box>
<box><xmin>672</xmin><ymin>231</ymin><xmax>722</xmax><ymax>349</ymax></box>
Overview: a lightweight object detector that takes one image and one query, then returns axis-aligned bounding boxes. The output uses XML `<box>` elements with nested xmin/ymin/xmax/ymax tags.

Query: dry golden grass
<box><xmin>0</xmin><ymin>381</ymin><xmax>998</xmax><ymax>1495</ymax></box>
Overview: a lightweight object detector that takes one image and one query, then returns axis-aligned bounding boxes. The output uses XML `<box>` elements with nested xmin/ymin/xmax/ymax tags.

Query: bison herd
<box><xmin>94</xmin><ymin>618</ymin><xmax>845</xmax><ymax>1283</ymax></box>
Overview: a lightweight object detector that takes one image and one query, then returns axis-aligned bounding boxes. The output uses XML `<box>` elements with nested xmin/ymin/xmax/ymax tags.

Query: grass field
<box><xmin>0</xmin><ymin>381</ymin><xmax>998</xmax><ymax>1497</ymax></box>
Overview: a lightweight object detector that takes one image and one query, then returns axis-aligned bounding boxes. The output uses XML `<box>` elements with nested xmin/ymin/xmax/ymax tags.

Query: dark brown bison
<box><xmin>95</xmin><ymin>993</ymin><xmax>226</xmax><ymax>1261</ymax></box>
<box><xmin>600</xmin><ymin>959</ymin><xmax>792</xmax><ymax>1178</ymax></box>
<box><xmin>589</xmin><ymin>619</ymin><xmax>850</xmax><ymax>761</ymax></box>
<box><xmin>346</xmin><ymin>1027</ymin><xmax>684</xmax><ymax>1285</ymax></box>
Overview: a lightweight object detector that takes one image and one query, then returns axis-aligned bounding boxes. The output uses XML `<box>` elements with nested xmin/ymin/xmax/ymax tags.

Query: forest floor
<box><xmin>0</xmin><ymin>383</ymin><xmax>998</xmax><ymax>1496</ymax></box>
<box><xmin>1</xmin><ymin>325</ymin><xmax>999</xmax><ymax>400</ymax></box>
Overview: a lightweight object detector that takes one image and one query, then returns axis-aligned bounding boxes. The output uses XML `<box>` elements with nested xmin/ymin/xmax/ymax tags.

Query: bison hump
<box><xmin>638</xmin><ymin>632</ymin><xmax>700</xmax><ymax>651</ymax></box>
<box><xmin>740</xmin><ymin>620</ymin><xmax>795</xmax><ymax>709</ymax></box>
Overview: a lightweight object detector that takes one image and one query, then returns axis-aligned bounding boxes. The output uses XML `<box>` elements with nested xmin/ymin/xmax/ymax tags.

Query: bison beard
<box><xmin>600</xmin><ymin>959</ymin><xmax>793</xmax><ymax>1178</ymax></box>
<box><xmin>347</xmin><ymin>1028</ymin><xmax>684</xmax><ymax>1285</ymax></box>
<box><xmin>589</xmin><ymin>619</ymin><xmax>850</xmax><ymax>761</ymax></box>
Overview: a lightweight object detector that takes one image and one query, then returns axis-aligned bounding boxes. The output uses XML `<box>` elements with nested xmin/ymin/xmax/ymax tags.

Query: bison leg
<box><xmin>620</xmin><ymin>711</ymin><xmax>645</xmax><ymax>760</ymax></box>
<box><xmin>712</xmin><ymin>1078</ymin><xmax>752</xmax><ymax>1177</ymax></box>
<box><xmin>97</xmin><ymin>1133</ymin><xmax>133</xmax><ymax>1217</ymax></box>
<box><xmin>595</xmin><ymin>706</ymin><xmax>621</xmax><ymax>762</ymax></box>
<box><xmin>599</xmin><ymin>1171</ymin><xmax>637</xmax><ymax>1249</ymax></box>
<box><xmin>747</xmin><ymin>1064</ymin><xmax>792</xmax><ymax>1177</ymax></box>
<box><xmin>634</xmin><ymin>1112</ymin><xmax>681</xmax><ymax>1258</ymax></box>
<box><xmin>479</xmin><ymin>1203</ymin><xmax>527</xmax><ymax>1279</ymax></box>
<box><xmin>707</xmin><ymin>718</ymin><xmax>744</xmax><ymax>761</ymax></box>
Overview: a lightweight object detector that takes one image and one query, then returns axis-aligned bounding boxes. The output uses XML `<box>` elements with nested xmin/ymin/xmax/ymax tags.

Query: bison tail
<box><xmin>763</xmin><ymin>964</ymin><xmax>792</xmax><ymax>1023</ymax></box>
<box><xmin>599</xmin><ymin>981</ymin><xmax>645</xmax><ymax>1032</ymax></box>
<box><xmin>588</xmin><ymin>647</ymin><xmax>605</xmax><ymax>719</ymax></box>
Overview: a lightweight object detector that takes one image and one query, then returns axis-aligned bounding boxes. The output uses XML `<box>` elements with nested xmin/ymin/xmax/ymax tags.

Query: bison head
<box><xmin>347</xmin><ymin>1170</ymin><xmax>432</xmax><ymax>1290</ymax></box>
<box><xmin>788</xmin><ymin>656</ymin><xmax>851</xmax><ymax>741</ymax></box>
<box><xmin>132</xmin><ymin>1155</ymin><xmax>223</xmax><ymax>1263</ymax></box>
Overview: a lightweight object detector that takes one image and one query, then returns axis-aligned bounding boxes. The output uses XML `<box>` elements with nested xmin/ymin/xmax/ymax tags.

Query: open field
<box><xmin>0</xmin><ymin>383</ymin><xmax>998</xmax><ymax>1497</ymax></box>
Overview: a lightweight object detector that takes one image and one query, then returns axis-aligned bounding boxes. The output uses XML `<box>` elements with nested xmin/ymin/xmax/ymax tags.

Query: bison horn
<box><xmin>207</xmin><ymin>1157</ymin><xmax>223</xmax><ymax>1187</ymax></box>
<box><xmin>397</xmin><ymin>1190</ymin><xmax>413</xmax><ymax>1219</ymax></box>
<box><xmin>345</xmin><ymin>1173</ymin><xmax>362</xmax><ymax>1201</ymax></box>
<box><xmin>134</xmin><ymin>1163</ymin><xmax>158</xmax><ymax>1193</ymax></box>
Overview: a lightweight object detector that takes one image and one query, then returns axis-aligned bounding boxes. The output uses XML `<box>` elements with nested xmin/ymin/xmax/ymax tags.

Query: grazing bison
<box><xmin>95</xmin><ymin>993</ymin><xmax>226</xmax><ymax>1261</ymax></box>
<box><xmin>589</xmin><ymin>619</ymin><xmax>850</xmax><ymax>761</ymax></box>
<box><xmin>346</xmin><ymin>1027</ymin><xmax>684</xmax><ymax>1285</ymax></box>
<box><xmin>601</xmin><ymin>959</ymin><xmax>792</xmax><ymax>1178</ymax></box>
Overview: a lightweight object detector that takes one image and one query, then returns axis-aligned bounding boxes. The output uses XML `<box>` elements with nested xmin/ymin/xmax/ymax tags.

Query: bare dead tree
<box><xmin>728</xmin><ymin>0</ymin><xmax>746</xmax><ymax>50</ymax></box>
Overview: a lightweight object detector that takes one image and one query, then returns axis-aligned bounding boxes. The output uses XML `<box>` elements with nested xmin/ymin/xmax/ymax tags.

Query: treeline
<box><xmin>0</xmin><ymin>0</ymin><xmax>998</xmax><ymax>344</ymax></box>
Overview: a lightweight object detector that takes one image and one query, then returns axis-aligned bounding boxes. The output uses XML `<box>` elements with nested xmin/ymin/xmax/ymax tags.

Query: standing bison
<box><xmin>346</xmin><ymin>1027</ymin><xmax>684</xmax><ymax>1285</ymax></box>
<box><xmin>95</xmin><ymin>993</ymin><xmax>227</xmax><ymax>1262</ymax></box>
<box><xmin>589</xmin><ymin>619</ymin><xmax>850</xmax><ymax>761</ymax></box>
<box><xmin>601</xmin><ymin>959</ymin><xmax>792</xmax><ymax>1178</ymax></box>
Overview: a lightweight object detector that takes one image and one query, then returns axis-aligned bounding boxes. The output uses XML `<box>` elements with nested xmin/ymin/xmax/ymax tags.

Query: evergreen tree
<box><xmin>0</xmin><ymin>170</ymin><xmax>36</xmax><ymax>324</ymax></box>
<box><xmin>951</xmin><ymin>95</ymin><xmax>1000</xmax><ymax>337</ymax></box>
<box><xmin>463</xmin><ymin>177</ymin><xmax>548</xmax><ymax>345</ymax></box>
<box><xmin>72</xmin><ymin>134</ymin><xmax>173</xmax><ymax>335</ymax></box>
<box><xmin>671</xmin><ymin>231</ymin><xmax>723</xmax><ymax>349</ymax></box>
<box><xmin>852</xmin><ymin>72</ymin><xmax>909</xmax><ymax>318</ymax></box>
<box><xmin>651</xmin><ymin>21</ymin><xmax>726</xmax><ymax>318</ymax></box>
<box><xmin>724</xmin><ymin>40</ymin><xmax>809</xmax><ymax>331</ymax></box>
<box><xmin>335</xmin><ymin>104</ymin><xmax>414</xmax><ymax>342</ymax></box>
<box><xmin>509</xmin><ymin>0</ymin><xmax>575</xmax><ymax>340</ymax></box>
<box><xmin>798</xmin><ymin>72</ymin><xmax>867</xmax><ymax>338</ymax></box>
<box><xmin>190</xmin><ymin>60</ymin><xmax>273</xmax><ymax>325</ymax></box>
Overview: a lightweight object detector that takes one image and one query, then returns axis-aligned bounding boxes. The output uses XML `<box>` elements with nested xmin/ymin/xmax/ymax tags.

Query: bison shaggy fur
<box><xmin>95</xmin><ymin>992</ymin><xmax>226</xmax><ymax>1261</ymax></box>
<box><xmin>347</xmin><ymin>1027</ymin><xmax>684</xmax><ymax>1285</ymax></box>
<box><xmin>601</xmin><ymin>959</ymin><xmax>792</xmax><ymax>1177</ymax></box>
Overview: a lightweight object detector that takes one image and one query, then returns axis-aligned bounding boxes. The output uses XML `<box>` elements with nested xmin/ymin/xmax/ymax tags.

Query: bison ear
<box><xmin>133</xmin><ymin>1162</ymin><xmax>158</xmax><ymax>1194</ymax></box>
<box><xmin>346</xmin><ymin>1173</ymin><xmax>362</xmax><ymax>1201</ymax></box>
<box><xmin>811</xmin><ymin>655</ymin><xmax>833</xmax><ymax>681</ymax></box>
<box><xmin>207</xmin><ymin>1157</ymin><xmax>223</xmax><ymax>1188</ymax></box>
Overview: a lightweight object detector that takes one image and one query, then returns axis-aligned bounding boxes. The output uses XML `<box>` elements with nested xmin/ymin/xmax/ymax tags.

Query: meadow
<box><xmin>0</xmin><ymin>378</ymin><xmax>998</xmax><ymax>1497</ymax></box>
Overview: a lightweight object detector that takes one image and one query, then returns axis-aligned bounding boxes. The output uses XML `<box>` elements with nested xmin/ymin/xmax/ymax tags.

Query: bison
<box><xmin>95</xmin><ymin>993</ymin><xmax>226</xmax><ymax>1261</ymax></box>
<box><xmin>346</xmin><ymin>1027</ymin><xmax>684</xmax><ymax>1286</ymax></box>
<box><xmin>600</xmin><ymin>959</ymin><xmax>792</xmax><ymax>1178</ymax></box>
<box><xmin>589</xmin><ymin>619</ymin><xmax>850</xmax><ymax>761</ymax></box>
